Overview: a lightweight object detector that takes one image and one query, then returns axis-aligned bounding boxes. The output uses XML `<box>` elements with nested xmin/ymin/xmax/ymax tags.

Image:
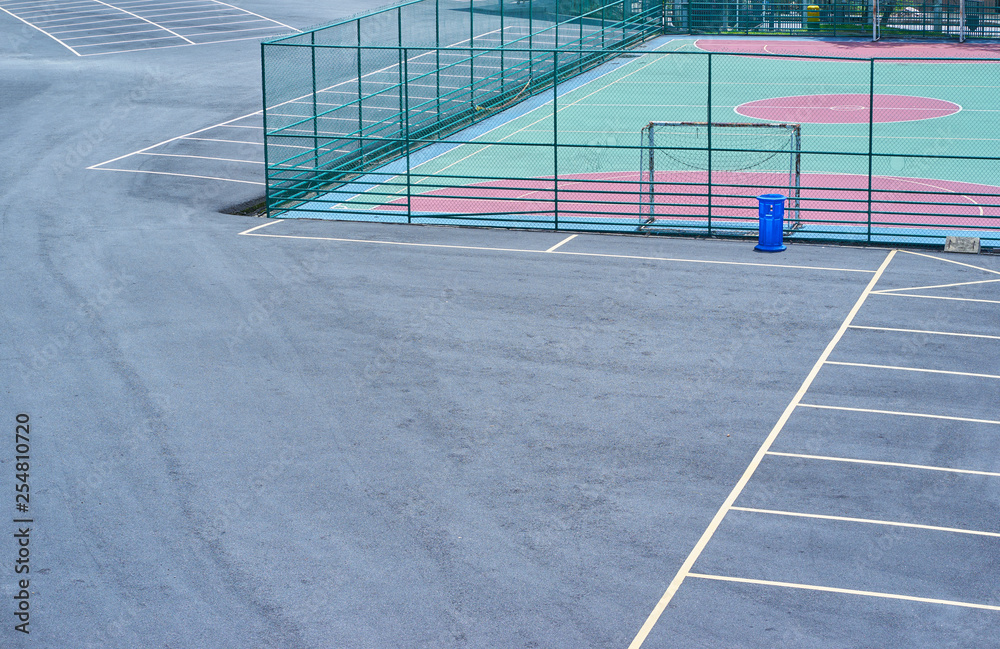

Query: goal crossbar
<box><xmin>639</xmin><ymin>121</ymin><xmax>801</xmax><ymax>231</ymax></box>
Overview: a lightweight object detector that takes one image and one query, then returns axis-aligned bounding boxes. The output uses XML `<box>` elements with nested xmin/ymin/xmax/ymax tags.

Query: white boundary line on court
<box><xmin>626</xmin><ymin>249</ymin><xmax>897</xmax><ymax>649</ymax></box>
<box><xmin>236</xmin><ymin>227</ymin><xmax>878</xmax><ymax>274</ymax></box>
<box><xmin>824</xmin><ymin>360</ymin><xmax>1000</xmax><ymax>380</ymax></box>
<box><xmin>797</xmin><ymin>403</ymin><xmax>1000</xmax><ymax>426</ymax></box>
<box><xmin>686</xmin><ymin>574</ymin><xmax>1000</xmax><ymax>612</ymax></box>
<box><xmin>731</xmin><ymin>506</ymin><xmax>1000</xmax><ymax>537</ymax></box>
<box><xmin>334</xmin><ymin>37</ymin><xmax>686</xmax><ymax>208</ymax></box>
<box><xmin>848</xmin><ymin>325</ymin><xmax>1000</xmax><ymax>340</ymax></box>
<box><xmin>765</xmin><ymin>452</ymin><xmax>1000</xmax><ymax>478</ymax></box>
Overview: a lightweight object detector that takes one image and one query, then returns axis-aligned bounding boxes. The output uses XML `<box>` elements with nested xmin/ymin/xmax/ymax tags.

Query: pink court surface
<box><xmin>735</xmin><ymin>94</ymin><xmax>960</xmax><ymax>123</ymax></box>
<box><xmin>380</xmin><ymin>171</ymin><xmax>1000</xmax><ymax>230</ymax></box>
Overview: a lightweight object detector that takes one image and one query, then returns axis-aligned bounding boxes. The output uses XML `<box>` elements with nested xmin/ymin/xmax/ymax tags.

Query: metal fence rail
<box><xmin>262</xmin><ymin>3</ymin><xmax>1000</xmax><ymax>248</ymax></box>
<box><xmin>667</xmin><ymin>0</ymin><xmax>997</xmax><ymax>39</ymax></box>
<box><xmin>262</xmin><ymin>0</ymin><xmax>664</xmax><ymax>211</ymax></box>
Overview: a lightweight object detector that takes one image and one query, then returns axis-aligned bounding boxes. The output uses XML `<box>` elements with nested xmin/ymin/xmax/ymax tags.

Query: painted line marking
<box><xmin>825</xmin><ymin>360</ymin><xmax>1000</xmax><ymax>380</ymax></box>
<box><xmin>686</xmin><ymin>574</ymin><xmax>1000</xmax><ymax>612</ymax></box>
<box><xmin>545</xmin><ymin>234</ymin><xmax>577</xmax><ymax>252</ymax></box>
<box><xmin>337</xmin><ymin>39</ymin><xmax>686</xmax><ymax>208</ymax></box>
<box><xmin>765</xmin><ymin>452</ymin><xmax>1000</xmax><ymax>478</ymax></box>
<box><xmin>870</xmin><ymin>292</ymin><xmax>1000</xmax><ymax>305</ymax></box>
<box><xmin>0</xmin><ymin>5</ymin><xmax>81</xmax><ymax>55</ymax></box>
<box><xmin>627</xmin><ymin>250</ymin><xmax>896</xmax><ymax>649</ymax></box>
<box><xmin>90</xmin><ymin>0</ymin><xmax>194</xmax><ymax>43</ymax></box>
<box><xmin>848</xmin><ymin>325</ymin><xmax>1000</xmax><ymax>340</ymax></box>
<box><xmin>797</xmin><ymin>403</ymin><xmax>1000</xmax><ymax>426</ymax></box>
<box><xmin>238</xmin><ymin>220</ymin><xmax>280</xmax><ymax>235</ymax></box>
<box><xmin>239</xmin><ymin>231</ymin><xmax>876</xmax><ymax>273</ymax></box>
<box><xmin>877</xmin><ymin>278</ymin><xmax>1000</xmax><ymax>293</ymax></box>
<box><xmin>88</xmin><ymin>167</ymin><xmax>264</xmax><ymax>185</ymax></box>
<box><xmin>731</xmin><ymin>507</ymin><xmax>1000</xmax><ymax>537</ymax></box>
<box><xmin>138</xmin><ymin>152</ymin><xmax>263</xmax><ymax>164</ymax></box>
<box><xmin>901</xmin><ymin>249</ymin><xmax>1000</xmax><ymax>275</ymax></box>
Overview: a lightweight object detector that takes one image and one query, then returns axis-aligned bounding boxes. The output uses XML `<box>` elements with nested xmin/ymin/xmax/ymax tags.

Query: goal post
<box><xmin>639</xmin><ymin>121</ymin><xmax>801</xmax><ymax>231</ymax></box>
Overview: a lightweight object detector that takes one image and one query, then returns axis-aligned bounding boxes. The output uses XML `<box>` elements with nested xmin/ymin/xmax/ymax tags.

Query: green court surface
<box><xmin>301</xmin><ymin>37</ymin><xmax>1000</xmax><ymax>246</ymax></box>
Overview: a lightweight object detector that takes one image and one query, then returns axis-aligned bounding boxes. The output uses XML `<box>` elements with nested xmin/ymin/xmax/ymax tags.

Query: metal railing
<box><xmin>262</xmin><ymin>3</ymin><xmax>1000</xmax><ymax>248</ymax></box>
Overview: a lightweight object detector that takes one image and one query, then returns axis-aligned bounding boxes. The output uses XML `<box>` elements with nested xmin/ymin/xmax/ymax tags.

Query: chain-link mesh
<box><xmin>263</xmin><ymin>3</ymin><xmax>1000</xmax><ymax>248</ymax></box>
<box><xmin>675</xmin><ymin>0</ymin><xmax>994</xmax><ymax>39</ymax></box>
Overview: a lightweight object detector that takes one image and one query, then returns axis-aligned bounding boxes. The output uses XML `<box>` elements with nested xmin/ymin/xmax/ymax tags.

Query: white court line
<box><xmin>731</xmin><ymin>507</ymin><xmax>1000</xmax><ymax>537</ymax></box>
<box><xmin>239</xmin><ymin>231</ymin><xmax>877</xmax><ymax>274</ymax></box>
<box><xmin>686</xmin><ymin>574</ymin><xmax>1000</xmax><ymax>612</ymax></box>
<box><xmin>89</xmin><ymin>167</ymin><xmax>264</xmax><ymax>184</ymax></box>
<box><xmin>798</xmin><ymin>403</ymin><xmax>1000</xmax><ymax>426</ymax></box>
<box><xmin>626</xmin><ymin>250</ymin><xmax>897</xmax><ymax>649</ymax></box>
<box><xmin>545</xmin><ymin>234</ymin><xmax>577</xmax><ymax>252</ymax></box>
<box><xmin>343</xmin><ymin>39</ymin><xmax>689</xmax><ymax>208</ymax></box>
<box><xmin>901</xmin><ymin>249</ymin><xmax>1000</xmax><ymax>275</ymax></box>
<box><xmin>848</xmin><ymin>325</ymin><xmax>1000</xmax><ymax>340</ymax></box>
<box><xmin>870</xmin><ymin>292</ymin><xmax>1000</xmax><ymax>305</ymax></box>
<box><xmin>89</xmin><ymin>27</ymin><xmax>500</xmax><ymax>177</ymax></box>
<box><xmin>877</xmin><ymin>278</ymin><xmax>1000</xmax><ymax>293</ymax></box>
<box><xmin>765</xmin><ymin>452</ymin><xmax>1000</xmax><ymax>478</ymax></box>
<box><xmin>825</xmin><ymin>360</ymin><xmax>1000</xmax><ymax>380</ymax></box>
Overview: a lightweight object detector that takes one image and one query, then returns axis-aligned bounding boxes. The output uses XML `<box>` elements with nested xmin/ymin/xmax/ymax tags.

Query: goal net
<box><xmin>639</xmin><ymin>121</ymin><xmax>801</xmax><ymax>231</ymax></box>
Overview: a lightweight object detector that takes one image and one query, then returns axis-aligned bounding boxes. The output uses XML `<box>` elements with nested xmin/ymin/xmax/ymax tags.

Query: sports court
<box><xmin>266</xmin><ymin>33</ymin><xmax>1000</xmax><ymax>247</ymax></box>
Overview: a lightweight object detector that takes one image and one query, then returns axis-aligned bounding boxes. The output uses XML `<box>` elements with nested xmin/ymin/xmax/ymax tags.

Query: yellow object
<box><xmin>806</xmin><ymin>5</ymin><xmax>820</xmax><ymax>22</ymax></box>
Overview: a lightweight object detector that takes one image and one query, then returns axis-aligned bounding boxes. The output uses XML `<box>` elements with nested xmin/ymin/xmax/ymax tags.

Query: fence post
<box><xmin>867</xmin><ymin>58</ymin><xmax>875</xmax><ymax>243</ymax></box>
<box><xmin>554</xmin><ymin>50</ymin><xmax>559</xmax><ymax>230</ymax></box>
<box><xmin>500</xmin><ymin>0</ymin><xmax>506</xmax><ymax>101</ymax></box>
<box><xmin>357</xmin><ymin>22</ymin><xmax>363</xmax><ymax>147</ymax></box>
<box><xmin>261</xmin><ymin>42</ymin><xmax>271</xmax><ymax>218</ymax></box>
<box><xmin>707</xmin><ymin>52</ymin><xmax>713</xmax><ymax>237</ymax></box>
<box><xmin>470</xmin><ymin>0</ymin><xmax>475</xmax><ymax>108</ymax></box>
<box><xmin>311</xmin><ymin>31</ymin><xmax>319</xmax><ymax>171</ymax></box>
<box><xmin>404</xmin><ymin>47</ymin><xmax>412</xmax><ymax>224</ymax></box>
<box><xmin>436</xmin><ymin>0</ymin><xmax>441</xmax><ymax>122</ymax></box>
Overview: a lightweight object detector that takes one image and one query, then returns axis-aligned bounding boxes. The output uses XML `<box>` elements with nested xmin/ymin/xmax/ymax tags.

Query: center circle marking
<box><xmin>735</xmin><ymin>94</ymin><xmax>961</xmax><ymax>124</ymax></box>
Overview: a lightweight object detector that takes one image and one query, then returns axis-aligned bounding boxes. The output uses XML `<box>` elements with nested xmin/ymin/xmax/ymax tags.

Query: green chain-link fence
<box><xmin>262</xmin><ymin>1</ymin><xmax>1000</xmax><ymax>248</ymax></box>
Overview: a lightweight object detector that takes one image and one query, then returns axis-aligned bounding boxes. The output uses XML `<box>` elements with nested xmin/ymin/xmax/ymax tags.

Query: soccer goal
<box><xmin>639</xmin><ymin>121</ymin><xmax>801</xmax><ymax>232</ymax></box>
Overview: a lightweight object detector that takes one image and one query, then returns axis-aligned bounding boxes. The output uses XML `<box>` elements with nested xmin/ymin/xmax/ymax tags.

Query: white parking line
<box><xmin>731</xmin><ymin>507</ymin><xmax>1000</xmax><ymax>537</ymax></box>
<box><xmin>824</xmin><ymin>360</ymin><xmax>1000</xmax><ymax>380</ymax></box>
<box><xmin>797</xmin><ymin>403</ymin><xmax>1000</xmax><ymax>426</ymax></box>
<box><xmin>765</xmin><ymin>452</ymin><xmax>1000</xmax><ymax>477</ymax></box>
<box><xmin>848</xmin><ymin>325</ymin><xmax>1000</xmax><ymax>340</ymax></box>
<box><xmin>687</xmin><ymin>574</ymin><xmax>1000</xmax><ymax>612</ymax></box>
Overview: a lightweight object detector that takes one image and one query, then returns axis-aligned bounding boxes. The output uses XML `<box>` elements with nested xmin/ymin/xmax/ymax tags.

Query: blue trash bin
<box><xmin>755</xmin><ymin>193</ymin><xmax>787</xmax><ymax>252</ymax></box>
